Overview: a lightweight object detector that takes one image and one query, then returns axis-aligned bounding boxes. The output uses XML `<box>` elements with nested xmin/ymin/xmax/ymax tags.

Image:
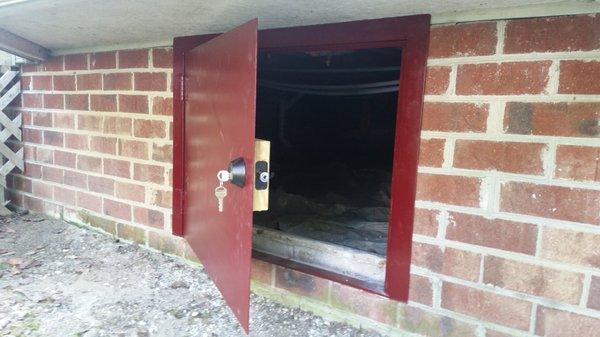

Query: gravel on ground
<box><xmin>0</xmin><ymin>214</ymin><xmax>383</xmax><ymax>337</ymax></box>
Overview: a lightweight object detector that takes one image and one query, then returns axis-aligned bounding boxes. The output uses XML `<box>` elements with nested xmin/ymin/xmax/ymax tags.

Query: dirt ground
<box><xmin>0</xmin><ymin>214</ymin><xmax>383</xmax><ymax>337</ymax></box>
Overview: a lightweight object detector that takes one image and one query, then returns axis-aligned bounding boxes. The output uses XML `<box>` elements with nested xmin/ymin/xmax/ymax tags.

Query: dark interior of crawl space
<box><xmin>253</xmin><ymin>47</ymin><xmax>401</xmax><ymax>257</ymax></box>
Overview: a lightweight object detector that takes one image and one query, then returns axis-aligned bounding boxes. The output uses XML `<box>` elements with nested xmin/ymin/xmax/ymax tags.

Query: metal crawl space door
<box><xmin>183</xmin><ymin>19</ymin><xmax>258</xmax><ymax>332</ymax></box>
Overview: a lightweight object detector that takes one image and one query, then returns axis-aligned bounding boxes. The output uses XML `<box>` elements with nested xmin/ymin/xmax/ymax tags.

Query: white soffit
<box><xmin>0</xmin><ymin>0</ymin><xmax>598</xmax><ymax>54</ymax></box>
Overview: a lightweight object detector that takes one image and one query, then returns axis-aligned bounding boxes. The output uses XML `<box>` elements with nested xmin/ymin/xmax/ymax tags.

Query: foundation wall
<box><xmin>8</xmin><ymin>13</ymin><xmax>600</xmax><ymax>337</ymax></box>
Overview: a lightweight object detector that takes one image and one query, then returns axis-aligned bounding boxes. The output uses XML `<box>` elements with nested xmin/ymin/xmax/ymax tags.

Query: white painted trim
<box><xmin>430</xmin><ymin>1</ymin><xmax>600</xmax><ymax>25</ymax></box>
<box><xmin>40</xmin><ymin>1</ymin><xmax>600</xmax><ymax>57</ymax></box>
<box><xmin>53</xmin><ymin>40</ymin><xmax>174</xmax><ymax>56</ymax></box>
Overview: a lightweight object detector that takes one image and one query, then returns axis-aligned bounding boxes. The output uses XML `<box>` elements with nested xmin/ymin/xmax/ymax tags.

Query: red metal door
<box><xmin>183</xmin><ymin>19</ymin><xmax>257</xmax><ymax>332</ymax></box>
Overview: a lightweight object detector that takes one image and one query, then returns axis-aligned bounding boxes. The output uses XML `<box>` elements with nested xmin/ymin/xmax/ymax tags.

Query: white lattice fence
<box><xmin>0</xmin><ymin>70</ymin><xmax>22</xmax><ymax>214</ymax></box>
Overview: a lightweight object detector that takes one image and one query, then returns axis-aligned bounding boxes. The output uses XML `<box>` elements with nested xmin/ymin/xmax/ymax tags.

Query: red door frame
<box><xmin>173</xmin><ymin>15</ymin><xmax>430</xmax><ymax>302</ymax></box>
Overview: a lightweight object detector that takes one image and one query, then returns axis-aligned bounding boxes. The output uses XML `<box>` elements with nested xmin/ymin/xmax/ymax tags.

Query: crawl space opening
<box><xmin>253</xmin><ymin>47</ymin><xmax>401</xmax><ymax>286</ymax></box>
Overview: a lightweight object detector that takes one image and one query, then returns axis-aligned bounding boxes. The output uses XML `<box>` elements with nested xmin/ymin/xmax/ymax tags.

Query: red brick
<box><xmin>152</xmin><ymin>143</ymin><xmax>172</xmax><ymax>162</ymax></box>
<box><xmin>24</xmin><ymin>163</ymin><xmax>42</xmax><ymax>178</ymax></box>
<box><xmin>555</xmin><ymin>145</ymin><xmax>600</xmax><ymax>182</ymax></box>
<box><xmin>453</xmin><ymin>140</ymin><xmax>546</xmax><ymax>175</ymax></box>
<box><xmin>416</xmin><ymin>173</ymin><xmax>481</xmax><ymax>207</ymax></box>
<box><xmin>505</xmin><ymin>15</ymin><xmax>600</xmax><ymax>54</ymax></box>
<box><xmin>21</xmin><ymin>76</ymin><xmax>31</xmax><ymax>90</ymax></box>
<box><xmin>43</xmin><ymin>130</ymin><xmax>64</xmax><ymax>147</ymax></box>
<box><xmin>500</xmin><ymin>182</ymin><xmax>600</xmax><ymax>224</ymax></box>
<box><xmin>24</xmin><ymin>128</ymin><xmax>42</xmax><ymax>144</ymax></box>
<box><xmin>77</xmin><ymin>155</ymin><xmax>102</xmax><ymax>173</ymax></box>
<box><xmin>134</xmin><ymin>72</ymin><xmax>167</xmax><ymax>91</ymax></box>
<box><xmin>88</xmin><ymin>176</ymin><xmax>115</xmax><ymax>195</ymax></box>
<box><xmin>442</xmin><ymin>282</ymin><xmax>531</xmax><ymax>330</ymax></box>
<box><xmin>35</xmin><ymin>147</ymin><xmax>54</xmax><ymax>164</ymax></box>
<box><xmin>149</xmin><ymin>189</ymin><xmax>171</xmax><ymax>208</ymax></box>
<box><xmin>409</xmin><ymin>274</ymin><xmax>432</xmax><ymax>306</ymax></box>
<box><xmin>118</xmin><ymin>49</ymin><xmax>148</xmax><ymax>68</ymax></box>
<box><xmin>64</xmin><ymin>170</ymin><xmax>87</xmax><ymax>188</ymax></box>
<box><xmin>90</xmin><ymin>136</ymin><xmax>117</xmax><ymax>154</ymax></box>
<box><xmin>485</xmin><ymin>330</ymin><xmax>512</xmax><ymax>337</ymax></box>
<box><xmin>32</xmin><ymin>76</ymin><xmax>52</xmax><ymax>90</ymax></box>
<box><xmin>418</xmin><ymin>138</ymin><xmax>445</xmax><ymax>167</ymax></box>
<box><xmin>422</xmin><ymin>102</ymin><xmax>488</xmax><ymax>133</ymax></box>
<box><xmin>330</xmin><ymin>282</ymin><xmax>396</xmax><ymax>325</ymax></box>
<box><xmin>447</xmin><ymin>212</ymin><xmax>537</xmax><ymax>255</ymax></box>
<box><xmin>541</xmin><ymin>228</ymin><xmax>600</xmax><ymax>268</ymax></box>
<box><xmin>41</xmin><ymin>56</ymin><xmax>63</xmax><ymax>71</ymax></box>
<box><xmin>23</xmin><ymin>145</ymin><xmax>36</xmax><ymax>161</ymax></box>
<box><xmin>11</xmin><ymin>176</ymin><xmax>32</xmax><ymax>193</ymax></box>
<box><xmin>32</xmin><ymin>181</ymin><xmax>53</xmax><ymax>199</ymax></box>
<box><xmin>412</xmin><ymin>243</ymin><xmax>481</xmax><ymax>282</ymax></box>
<box><xmin>43</xmin><ymin>94</ymin><xmax>64</xmax><ymax>109</ymax></box>
<box><xmin>42</xmin><ymin>166</ymin><xmax>63</xmax><ymax>183</ymax></box>
<box><xmin>536</xmin><ymin>306</ymin><xmax>599</xmax><ymax>337</ymax></box>
<box><xmin>119</xmin><ymin>94</ymin><xmax>148</xmax><ymax>113</ymax></box>
<box><xmin>22</xmin><ymin>111</ymin><xmax>32</xmax><ymax>125</ymax></box>
<box><xmin>77</xmin><ymin>115</ymin><xmax>102</xmax><ymax>131</ymax></box>
<box><xmin>103</xmin><ymin>199</ymin><xmax>131</xmax><ymax>221</ymax></box>
<box><xmin>251</xmin><ymin>259</ymin><xmax>273</xmax><ymax>285</ymax></box>
<box><xmin>152</xmin><ymin>48</ymin><xmax>173</xmax><ymax>68</ymax></box>
<box><xmin>64</xmin><ymin>54</ymin><xmax>88</xmax><ymax>70</ymax></box>
<box><xmin>115</xmin><ymin>182</ymin><xmax>145</xmax><ymax>202</ymax></box>
<box><xmin>588</xmin><ymin>276</ymin><xmax>600</xmax><ymax>310</ymax></box>
<box><xmin>413</xmin><ymin>208</ymin><xmax>439</xmax><ymax>237</ymax></box>
<box><xmin>54</xmin><ymin>150</ymin><xmax>76</xmax><ymax>168</ymax></box>
<box><xmin>133</xmin><ymin>207</ymin><xmax>164</xmax><ymax>229</ymax></box>
<box><xmin>425</xmin><ymin>66</ymin><xmax>451</xmax><ymax>95</ymax></box>
<box><xmin>54</xmin><ymin>186</ymin><xmax>76</xmax><ymax>205</ymax></box>
<box><xmin>559</xmin><ymin>60</ymin><xmax>600</xmax><ymax>94</ymax></box>
<box><xmin>76</xmin><ymin>73</ymin><xmax>102</xmax><ymax>90</ymax></box>
<box><xmin>32</xmin><ymin>112</ymin><xmax>52</xmax><ymax>127</ymax></box>
<box><xmin>77</xmin><ymin>192</ymin><xmax>102</xmax><ymax>213</ymax></box>
<box><xmin>148</xmin><ymin>231</ymin><xmax>185</xmax><ymax>256</ymax></box>
<box><xmin>133</xmin><ymin>163</ymin><xmax>164</xmax><ymax>184</ymax></box>
<box><xmin>65</xmin><ymin>133</ymin><xmax>88</xmax><ymax>150</ymax></box>
<box><xmin>103</xmin><ymin>73</ymin><xmax>132</xmax><ymax>90</ymax></box>
<box><xmin>24</xmin><ymin>196</ymin><xmax>45</xmax><ymax>212</ymax></box>
<box><xmin>90</xmin><ymin>52</ymin><xmax>116</xmax><ymax>69</ymax></box>
<box><xmin>103</xmin><ymin>158</ymin><xmax>130</xmax><ymax>178</ymax></box>
<box><xmin>134</xmin><ymin>119</ymin><xmax>166</xmax><ymax>138</ymax></box>
<box><xmin>53</xmin><ymin>75</ymin><xmax>76</xmax><ymax>91</ymax></box>
<box><xmin>429</xmin><ymin>22</ymin><xmax>497</xmax><ymax>58</ymax></box>
<box><xmin>484</xmin><ymin>256</ymin><xmax>583</xmax><ymax>303</ymax></box>
<box><xmin>117</xmin><ymin>223</ymin><xmax>145</xmax><ymax>244</ymax></box>
<box><xmin>22</xmin><ymin>93</ymin><xmax>43</xmax><ymax>108</ymax></box>
<box><xmin>90</xmin><ymin>94</ymin><xmax>117</xmax><ymax>112</ymax></box>
<box><xmin>35</xmin><ymin>147</ymin><xmax>53</xmax><ymax>163</ymax></box>
<box><xmin>54</xmin><ymin>113</ymin><xmax>75</xmax><ymax>129</ymax></box>
<box><xmin>152</xmin><ymin>97</ymin><xmax>173</xmax><ymax>115</ymax></box>
<box><xmin>457</xmin><ymin>61</ymin><xmax>551</xmax><ymax>95</ymax></box>
<box><xmin>504</xmin><ymin>102</ymin><xmax>600</xmax><ymax>137</ymax></box>
<box><xmin>104</xmin><ymin>116</ymin><xmax>132</xmax><ymax>135</ymax></box>
<box><xmin>65</xmin><ymin>94</ymin><xmax>89</xmax><ymax>110</ymax></box>
<box><xmin>118</xmin><ymin>139</ymin><xmax>148</xmax><ymax>159</ymax></box>
<box><xmin>398</xmin><ymin>305</ymin><xmax>477</xmax><ymax>337</ymax></box>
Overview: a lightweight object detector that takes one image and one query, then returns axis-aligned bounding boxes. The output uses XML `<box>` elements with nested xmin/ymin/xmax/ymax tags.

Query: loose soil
<box><xmin>0</xmin><ymin>214</ymin><xmax>382</xmax><ymax>337</ymax></box>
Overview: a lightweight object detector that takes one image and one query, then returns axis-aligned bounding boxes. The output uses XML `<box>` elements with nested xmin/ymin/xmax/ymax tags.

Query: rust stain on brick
<box><xmin>505</xmin><ymin>102</ymin><xmax>533</xmax><ymax>134</ymax></box>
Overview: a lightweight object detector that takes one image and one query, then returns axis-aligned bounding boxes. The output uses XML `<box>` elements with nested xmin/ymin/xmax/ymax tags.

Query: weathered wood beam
<box><xmin>0</xmin><ymin>28</ymin><xmax>49</xmax><ymax>62</ymax></box>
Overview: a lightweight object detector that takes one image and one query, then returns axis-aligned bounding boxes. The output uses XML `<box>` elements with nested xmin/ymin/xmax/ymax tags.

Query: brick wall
<box><xmin>8</xmin><ymin>13</ymin><xmax>600</xmax><ymax>337</ymax></box>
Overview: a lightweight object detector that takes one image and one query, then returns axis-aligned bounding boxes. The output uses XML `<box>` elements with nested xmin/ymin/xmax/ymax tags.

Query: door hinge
<box><xmin>180</xmin><ymin>75</ymin><xmax>186</xmax><ymax>101</ymax></box>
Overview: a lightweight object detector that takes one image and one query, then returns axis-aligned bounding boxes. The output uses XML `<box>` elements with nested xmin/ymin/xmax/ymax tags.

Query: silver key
<box><xmin>215</xmin><ymin>186</ymin><xmax>227</xmax><ymax>212</ymax></box>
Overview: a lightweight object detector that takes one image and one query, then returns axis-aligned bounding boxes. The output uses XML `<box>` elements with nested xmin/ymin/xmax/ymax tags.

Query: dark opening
<box><xmin>253</xmin><ymin>47</ymin><xmax>401</xmax><ymax>262</ymax></box>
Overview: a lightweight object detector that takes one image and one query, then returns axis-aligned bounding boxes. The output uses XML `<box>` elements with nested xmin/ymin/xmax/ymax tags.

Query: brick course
<box><xmin>9</xmin><ymin>14</ymin><xmax>600</xmax><ymax>337</ymax></box>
